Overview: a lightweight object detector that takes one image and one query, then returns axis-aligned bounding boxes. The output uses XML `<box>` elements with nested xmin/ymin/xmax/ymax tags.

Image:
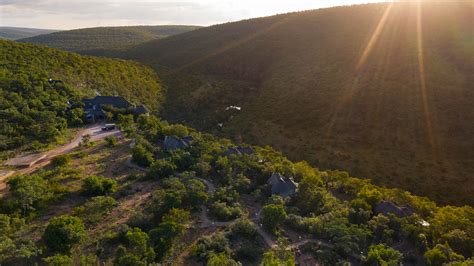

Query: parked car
<box><xmin>101</xmin><ymin>124</ymin><xmax>116</xmax><ymax>131</ymax></box>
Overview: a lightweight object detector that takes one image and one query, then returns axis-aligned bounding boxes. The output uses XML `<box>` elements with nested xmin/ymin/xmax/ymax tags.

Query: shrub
<box><xmin>209</xmin><ymin>201</ymin><xmax>243</xmax><ymax>221</ymax></box>
<box><xmin>105</xmin><ymin>136</ymin><xmax>117</xmax><ymax>147</ymax></box>
<box><xmin>262</xmin><ymin>204</ymin><xmax>287</xmax><ymax>233</ymax></box>
<box><xmin>7</xmin><ymin>174</ymin><xmax>51</xmax><ymax>215</ymax></box>
<box><xmin>132</xmin><ymin>144</ymin><xmax>154</xmax><ymax>167</ymax></box>
<box><xmin>43</xmin><ymin>215</ymin><xmax>85</xmax><ymax>253</ymax></box>
<box><xmin>192</xmin><ymin>233</ymin><xmax>231</xmax><ymax>261</ymax></box>
<box><xmin>367</xmin><ymin>244</ymin><xmax>403</xmax><ymax>266</ymax></box>
<box><xmin>147</xmin><ymin>159</ymin><xmax>177</xmax><ymax>179</ymax></box>
<box><xmin>74</xmin><ymin>196</ymin><xmax>117</xmax><ymax>225</ymax></box>
<box><xmin>207</xmin><ymin>252</ymin><xmax>241</xmax><ymax>266</ymax></box>
<box><xmin>51</xmin><ymin>154</ymin><xmax>71</xmax><ymax>168</ymax></box>
<box><xmin>81</xmin><ymin>176</ymin><xmax>117</xmax><ymax>196</ymax></box>
<box><xmin>44</xmin><ymin>254</ymin><xmax>73</xmax><ymax>266</ymax></box>
<box><xmin>230</xmin><ymin>218</ymin><xmax>258</xmax><ymax>239</ymax></box>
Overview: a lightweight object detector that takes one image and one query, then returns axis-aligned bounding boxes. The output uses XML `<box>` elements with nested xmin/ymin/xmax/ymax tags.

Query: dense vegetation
<box><xmin>0</xmin><ymin>113</ymin><xmax>472</xmax><ymax>265</ymax></box>
<box><xmin>0</xmin><ymin>27</ymin><xmax>58</xmax><ymax>40</ymax></box>
<box><xmin>19</xmin><ymin>25</ymin><xmax>200</xmax><ymax>55</ymax></box>
<box><xmin>118</xmin><ymin>2</ymin><xmax>473</xmax><ymax>205</ymax></box>
<box><xmin>0</xmin><ymin>40</ymin><xmax>162</xmax><ymax>156</ymax></box>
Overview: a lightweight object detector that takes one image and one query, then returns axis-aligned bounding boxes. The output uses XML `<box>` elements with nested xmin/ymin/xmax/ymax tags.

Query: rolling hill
<box><xmin>120</xmin><ymin>2</ymin><xmax>474</xmax><ymax>205</ymax></box>
<box><xmin>0</xmin><ymin>26</ymin><xmax>58</xmax><ymax>40</ymax></box>
<box><xmin>19</xmin><ymin>25</ymin><xmax>200</xmax><ymax>55</ymax></box>
<box><xmin>0</xmin><ymin>40</ymin><xmax>162</xmax><ymax>155</ymax></box>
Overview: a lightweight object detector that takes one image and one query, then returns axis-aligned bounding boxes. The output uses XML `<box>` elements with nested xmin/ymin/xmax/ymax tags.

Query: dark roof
<box><xmin>267</xmin><ymin>172</ymin><xmax>298</xmax><ymax>197</ymax></box>
<box><xmin>163</xmin><ymin>136</ymin><xmax>190</xmax><ymax>151</ymax></box>
<box><xmin>374</xmin><ymin>201</ymin><xmax>414</xmax><ymax>218</ymax></box>
<box><xmin>82</xmin><ymin>96</ymin><xmax>132</xmax><ymax>109</ymax></box>
<box><xmin>133</xmin><ymin>105</ymin><xmax>148</xmax><ymax>115</ymax></box>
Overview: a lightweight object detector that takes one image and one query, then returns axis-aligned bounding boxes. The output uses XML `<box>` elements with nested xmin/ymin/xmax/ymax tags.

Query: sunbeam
<box><xmin>356</xmin><ymin>1</ymin><xmax>394</xmax><ymax>70</ymax></box>
<box><xmin>416</xmin><ymin>1</ymin><xmax>436</xmax><ymax>152</ymax></box>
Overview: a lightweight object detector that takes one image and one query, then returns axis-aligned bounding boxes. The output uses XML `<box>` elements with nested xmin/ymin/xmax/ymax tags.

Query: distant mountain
<box><xmin>121</xmin><ymin>2</ymin><xmax>474</xmax><ymax>205</ymax></box>
<box><xmin>19</xmin><ymin>25</ymin><xmax>200</xmax><ymax>55</ymax></box>
<box><xmin>0</xmin><ymin>26</ymin><xmax>58</xmax><ymax>40</ymax></box>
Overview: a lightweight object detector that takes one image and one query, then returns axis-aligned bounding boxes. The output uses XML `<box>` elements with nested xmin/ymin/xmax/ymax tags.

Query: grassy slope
<box><xmin>0</xmin><ymin>27</ymin><xmax>58</xmax><ymax>40</ymax></box>
<box><xmin>19</xmin><ymin>25</ymin><xmax>200</xmax><ymax>55</ymax></box>
<box><xmin>122</xmin><ymin>3</ymin><xmax>474</xmax><ymax>205</ymax></box>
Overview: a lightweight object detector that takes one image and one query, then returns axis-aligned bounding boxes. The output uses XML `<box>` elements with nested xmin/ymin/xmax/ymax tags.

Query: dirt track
<box><xmin>0</xmin><ymin>123</ymin><xmax>122</xmax><ymax>195</ymax></box>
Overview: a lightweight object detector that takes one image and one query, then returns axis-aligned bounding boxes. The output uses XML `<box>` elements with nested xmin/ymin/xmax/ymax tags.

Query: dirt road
<box><xmin>0</xmin><ymin>123</ymin><xmax>122</xmax><ymax>195</ymax></box>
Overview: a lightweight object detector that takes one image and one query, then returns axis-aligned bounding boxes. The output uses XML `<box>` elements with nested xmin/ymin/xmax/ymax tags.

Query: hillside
<box><xmin>19</xmin><ymin>25</ymin><xmax>200</xmax><ymax>55</ymax></box>
<box><xmin>0</xmin><ymin>27</ymin><xmax>58</xmax><ymax>40</ymax></box>
<box><xmin>0</xmin><ymin>114</ymin><xmax>472</xmax><ymax>265</ymax></box>
<box><xmin>120</xmin><ymin>2</ymin><xmax>474</xmax><ymax>206</ymax></box>
<box><xmin>0</xmin><ymin>40</ymin><xmax>162</xmax><ymax>156</ymax></box>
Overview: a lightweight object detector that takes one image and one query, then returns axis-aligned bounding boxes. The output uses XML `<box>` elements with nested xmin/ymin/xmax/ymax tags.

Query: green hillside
<box><xmin>0</xmin><ymin>40</ymin><xmax>162</xmax><ymax>155</ymax></box>
<box><xmin>19</xmin><ymin>25</ymin><xmax>200</xmax><ymax>55</ymax></box>
<box><xmin>122</xmin><ymin>2</ymin><xmax>474</xmax><ymax>205</ymax></box>
<box><xmin>0</xmin><ymin>114</ymin><xmax>473</xmax><ymax>265</ymax></box>
<box><xmin>0</xmin><ymin>27</ymin><xmax>58</xmax><ymax>40</ymax></box>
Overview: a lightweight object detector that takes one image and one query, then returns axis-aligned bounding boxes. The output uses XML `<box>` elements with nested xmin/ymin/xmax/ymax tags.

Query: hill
<box><xmin>0</xmin><ymin>26</ymin><xmax>58</xmax><ymax>40</ymax></box>
<box><xmin>19</xmin><ymin>25</ymin><xmax>200</xmax><ymax>55</ymax></box>
<box><xmin>121</xmin><ymin>2</ymin><xmax>474</xmax><ymax>205</ymax></box>
<box><xmin>0</xmin><ymin>40</ymin><xmax>162</xmax><ymax>156</ymax></box>
<box><xmin>0</xmin><ymin>114</ymin><xmax>473</xmax><ymax>265</ymax></box>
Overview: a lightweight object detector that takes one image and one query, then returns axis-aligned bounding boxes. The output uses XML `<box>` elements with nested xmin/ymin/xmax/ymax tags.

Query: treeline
<box><xmin>0</xmin><ymin>40</ymin><xmax>162</xmax><ymax>156</ymax></box>
<box><xmin>19</xmin><ymin>25</ymin><xmax>200</xmax><ymax>54</ymax></box>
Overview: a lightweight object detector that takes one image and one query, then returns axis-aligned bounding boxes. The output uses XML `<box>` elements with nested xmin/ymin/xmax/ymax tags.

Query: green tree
<box><xmin>262</xmin><ymin>204</ymin><xmax>287</xmax><ymax>233</ymax></box>
<box><xmin>147</xmin><ymin>159</ymin><xmax>177</xmax><ymax>179</ymax></box>
<box><xmin>208</xmin><ymin>252</ymin><xmax>241</xmax><ymax>266</ymax></box>
<box><xmin>43</xmin><ymin>215</ymin><xmax>85</xmax><ymax>253</ymax></box>
<box><xmin>44</xmin><ymin>254</ymin><xmax>73</xmax><ymax>266</ymax></box>
<box><xmin>367</xmin><ymin>244</ymin><xmax>403</xmax><ymax>266</ymax></box>
<box><xmin>81</xmin><ymin>176</ymin><xmax>117</xmax><ymax>196</ymax></box>
<box><xmin>7</xmin><ymin>174</ymin><xmax>51</xmax><ymax>215</ymax></box>
<box><xmin>132</xmin><ymin>144</ymin><xmax>154</xmax><ymax>167</ymax></box>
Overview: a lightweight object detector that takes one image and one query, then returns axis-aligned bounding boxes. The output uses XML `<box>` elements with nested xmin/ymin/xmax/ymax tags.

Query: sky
<box><xmin>0</xmin><ymin>0</ymin><xmax>387</xmax><ymax>30</ymax></box>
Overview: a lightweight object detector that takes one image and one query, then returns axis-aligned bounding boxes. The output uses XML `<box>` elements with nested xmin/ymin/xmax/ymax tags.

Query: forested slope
<box><xmin>121</xmin><ymin>2</ymin><xmax>474</xmax><ymax>205</ymax></box>
<box><xmin>0</xmin><ymin>27</ymin><xmax>58</xmax><ymax>40</ymax></box>
<box><xmin>19</xmin><ymin>25</ymin><xmax>200</xmax><ymax>55</ymax></box>
<box><xmin>0</xmin><ymin>40</ymin><xmax>162</xmax><ymax>155</ymax></box>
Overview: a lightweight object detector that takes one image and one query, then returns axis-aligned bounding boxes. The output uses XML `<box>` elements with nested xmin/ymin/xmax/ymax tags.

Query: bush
<box><xmin>81</xmin><ymin>176</ymin><xmax>117</xmax><ymax>196</ymax></box>
<box><xmin>43</xmin><ymin>215</ymin><xmax>85</xmax><ymax>253</ymax></box>
<box><xmin>7</xmin><ymin>174</ymin><xmax>51</xmax><ymax>215</ymax></box>
<box><xmin>209</xmin><ymin>201</ymin><xmax>243</xmax><ymax>221</ymax></box>
<box><xmin>230</xmin><ymin>218</ymin><xmax>258</xmax><ymax>239</ymax></box>
<box><xmin>262</xmin><ymin>204</ymin><xmax>287</xmax><ymax>233</ymax></box>
<box><xmin>192</xmin><ymin>233</ymin><xmax>231</xmax><ymax>261</ymax></box>
<box><xmin>132</xmin><ymin>144</ymin><xmax>154</xmax><ymax>167</ymax></box>
<box><xmin>44</xmin><ymin>254</ymin><xmax>73</xmax><ymax>266</ymax></box>
<box><xmin>147</xmin><ymin>159</ymin><xmax>177</xmax><ymax>179</ymax></box>
<box><xmin>367</xmin><ymin>244</ymin><xmax>403</xmax><ymax>265</ymax></box>
<box><xmin>74</xmin><ymin>196</ymin><xmax>117</xmax><ymax>225</ymax></box>
<box><xmin>51</xmin><ymin>154</ymin><xmax>71</xmax><ymax>168</ymax></box>
<box><xmin>105</xmin><ymin>136</ymin><xmax>118</xmax><ymax>147</ymax></box>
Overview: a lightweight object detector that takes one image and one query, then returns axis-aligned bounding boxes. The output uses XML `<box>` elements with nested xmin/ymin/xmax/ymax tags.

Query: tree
<box><xmin>149</xmin><ymin>221</ymin><xmax>186</xmax><ymax>261</ymax></box>
<box><xmin>424</xmin><ymin>244</ymin><xmax>464</xmax><ymax>266</ymax></box>
<box><xmin>51</xmin><ymin>154</ymin><xmax>71</xmax><ymax>168</ymax></box>
<box><xmin>7</xmin><ymin>174</ymin><xmax>51</xmax><ymax>215</ymax></box>
<box><xmin>262</xmin><ymin>204</ymin><xmax>287</xmax><ymax>233</ymax></box>
<box><xmin>44</xmin><ymin>254</ymin><xmax>73</xmax><ymax>266</ymax></box>
<box><xmin>43</xmin><ymin>215</ymin><xmax>85</xmax><ymax>253</ymax></box>
<box><xmin>105</xmin><ymin>136</ymin><xmax>117</xmax><ymax>147</ymax></box>
<box><xmin>147</xmin><ymin>159</ymin><xmax>177</xmax><ymax>179</ymax></box>
<box><xmin>132</xmin><ymin>144</ymin><xmax>154</xmax><ymax>167</ymax></box>
<box><xmin>207</xmin><ymin>252</ymin><xmax>241</xmax><ymax>266</ymax></box>
<box><xmin>367</xmin><ymin>244</ymin><xmax>403</xmax><ymax>266</ymax></box>
<box><xmin>81</xmin><ymin>176</ymin><xmax>117</xmax><ymax>196</ymax></box>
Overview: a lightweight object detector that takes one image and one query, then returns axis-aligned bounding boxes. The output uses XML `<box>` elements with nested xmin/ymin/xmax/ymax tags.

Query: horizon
<box><xmin>0</xmin><ymin>0</ymin><xmax>388</xmax><ymax>30</ymax></box>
